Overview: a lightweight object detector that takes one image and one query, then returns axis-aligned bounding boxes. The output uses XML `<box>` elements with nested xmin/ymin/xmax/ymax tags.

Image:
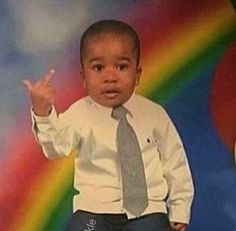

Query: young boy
<box><xmin>24</xmin><ymin>20</ymin><xmax>194</xmax><ymax>231</ymax></box>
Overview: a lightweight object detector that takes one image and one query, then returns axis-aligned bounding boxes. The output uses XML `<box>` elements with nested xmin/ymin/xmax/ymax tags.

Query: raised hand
<box><xmin>23</xmin><ymin>69</ymin><xmax>56</xmax><ymax>117</ymax></box>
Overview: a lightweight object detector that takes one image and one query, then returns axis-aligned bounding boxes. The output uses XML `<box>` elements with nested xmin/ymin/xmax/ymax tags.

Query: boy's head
<box><xmin>80</xmin><ymin>19</ymin><xmax>140</xmax><ymax>66</ymax></box>
<box><xmin>80</xmin><ymin>19</ymin><xmax>142</xmax><ymax>108</ymax></box>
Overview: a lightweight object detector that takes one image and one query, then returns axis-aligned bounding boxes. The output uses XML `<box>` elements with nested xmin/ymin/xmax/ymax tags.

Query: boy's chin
<box><xmin>92</xmin><ymin>97</ymin><xmax>126</xmax><ymax>108</ymax></box>
<box><xmin>98</xmin><ymin>100</ymin><xmax>122</xmax><ymax>108</ymax></box>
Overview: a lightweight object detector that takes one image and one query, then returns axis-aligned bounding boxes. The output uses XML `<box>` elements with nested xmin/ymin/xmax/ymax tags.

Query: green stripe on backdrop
<box><xmin>41</xmin><ymin>182</ymin><xmax>75</xmax><ymax>231</ymax></box>
<box><xmin>231</xmin><ymin>0</ymin><xmax>236</xmax><ymax>11</ymax></box>
<box><xmin>149</xmin><ymin>29</ymin><xmax>236</xmax><ymax>105</ymax></box>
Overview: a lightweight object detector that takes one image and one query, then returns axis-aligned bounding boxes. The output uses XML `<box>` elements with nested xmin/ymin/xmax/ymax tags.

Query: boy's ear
<box><xmin>135</xmin><ymin>65</ymin><xmax>142</xmax><ymax>86</ymax></box>
<box><xmin>80</xmin><ymin>69</ymin><xmax>86</xmax><ymax>88</ymax></box>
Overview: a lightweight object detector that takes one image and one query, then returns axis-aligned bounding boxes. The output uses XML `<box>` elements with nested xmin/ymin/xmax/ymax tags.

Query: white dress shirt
<box><xmin>31</xmin><ymin>94</ymin><xmax>194</xmax><ymax>223</ymax></box>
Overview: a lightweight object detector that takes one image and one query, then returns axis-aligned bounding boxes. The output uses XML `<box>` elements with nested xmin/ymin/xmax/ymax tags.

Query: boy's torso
<box><xmin>64</xmin><ymin>95</ymin><xmax>170</xmax><ymax>218</ymax></box>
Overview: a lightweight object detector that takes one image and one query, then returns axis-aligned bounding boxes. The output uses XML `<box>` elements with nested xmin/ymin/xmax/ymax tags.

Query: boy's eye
<box><xmin>92</xmin><ymin>64</ymin><xmax>104</xmax><ymax>72</ymax></box>
<box><xmin>117</xmin><ymin>64</ymin><xmax>128</xmax><ymax>71</ymax></box>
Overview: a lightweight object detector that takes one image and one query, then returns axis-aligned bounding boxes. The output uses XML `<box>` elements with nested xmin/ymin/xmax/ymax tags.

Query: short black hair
<box><xmin>80</xmin><ymin>19</ymin><xmax>140</xmax><ymax>66</ymax></box>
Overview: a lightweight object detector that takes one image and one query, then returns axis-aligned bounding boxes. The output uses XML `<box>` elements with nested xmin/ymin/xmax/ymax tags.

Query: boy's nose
<box><xmin>103</xmin><ymin>69</ymin><xmax>117</xmax><ymax>83</ymax></box>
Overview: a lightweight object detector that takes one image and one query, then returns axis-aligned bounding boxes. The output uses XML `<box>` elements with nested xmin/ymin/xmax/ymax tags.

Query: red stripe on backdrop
<box><xmin>54</xmin><ymin>65</ymin><xmax>87</xmax><ymax>112</ymax></box>
<box><xmin>0</xmin><ymin>63</ymin><xmax>86</xmax><ymax>230</ymax></box>
<box><xmin>0</xmin><ymin>131</ymin><xmax>50</xmax><ymax>230</ymax></box>
<box><xmin>126</xmin><ymin>0</ymin><xmax>230</xmax><ymax>59</ymax></box>
<box><xmin>210</xmin><ymin>42</ymin><xmax>236</xmax><ymax>152</ymax></box>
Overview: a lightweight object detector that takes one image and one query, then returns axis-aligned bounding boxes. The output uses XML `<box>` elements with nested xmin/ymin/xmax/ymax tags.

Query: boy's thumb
<box><xmin>23</xmin><ymin>80</ymin><xmax>32</xmax><ymax>92</ymax></box>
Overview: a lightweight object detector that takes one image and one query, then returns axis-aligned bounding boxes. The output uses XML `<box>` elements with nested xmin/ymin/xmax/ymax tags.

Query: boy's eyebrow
<box><xmin>89</xmin><ymin>57</ymin><xmax>103</xmax><ymax>63</ymax></box>
<box><xmin>118</xmin><ymin>56</ymin><xmax>132</xmax><ymax>62</ymax></box>
<box><xmin>88</xmin><ymin>56</ymin><xmax>132</xmax><ymax>64</ymax></box>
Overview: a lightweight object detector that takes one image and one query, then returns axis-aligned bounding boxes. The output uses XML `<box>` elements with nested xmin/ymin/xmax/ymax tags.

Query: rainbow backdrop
<box><xmin>0</xmin><ymin>1</ymin><xmax>236</xmax><ymax>230</ymax></box>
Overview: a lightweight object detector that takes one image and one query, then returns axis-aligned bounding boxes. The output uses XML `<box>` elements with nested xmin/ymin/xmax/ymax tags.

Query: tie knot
<box><xmin>111</xmin><ymin>106</ymin><xmax>128</xmax><ymax>120</ymax></box>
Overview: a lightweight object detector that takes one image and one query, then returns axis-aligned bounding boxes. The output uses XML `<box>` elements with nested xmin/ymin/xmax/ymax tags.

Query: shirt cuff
<box><xmin>168</xmin><ymin>203</ymin><xmax>191</xmax><ymax>224</ymax></box>
<box><xmin>31</xmin><ymin>106</ymin><xmax>58</xmax><ymax>132</ymax></box>
<box><xmin>31</xmin><ymin>106</ymin><xmax>56</xmax><ymax>121</ymax></box>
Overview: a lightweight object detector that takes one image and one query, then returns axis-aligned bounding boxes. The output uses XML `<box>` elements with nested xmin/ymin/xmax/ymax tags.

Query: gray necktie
<box><xmin>112</xmin><ymin>106</ymin><xmax>148</xmax><ymax>217</ymax></box>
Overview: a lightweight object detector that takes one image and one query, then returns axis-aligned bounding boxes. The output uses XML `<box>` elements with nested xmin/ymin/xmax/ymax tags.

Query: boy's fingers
<box><xmin>23</xmin><ymin>80</ymin><xmax>32</xmax><ymax>92</ymax></box>
<box><xmin>44</xmin><ymin>69</ymin><xmax>55</xmax><ymax>84</ymax></box>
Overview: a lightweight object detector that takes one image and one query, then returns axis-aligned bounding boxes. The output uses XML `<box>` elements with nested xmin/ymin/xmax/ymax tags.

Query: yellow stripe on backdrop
<box><xmin>137</xmin><ymin>3</ymin><xmax>236</xmax><ymax>96</ymax></box>
<box><xmin>10</xmin><ymin>153</ymin><xmax>75</xmax><ymax>231</ymax></box>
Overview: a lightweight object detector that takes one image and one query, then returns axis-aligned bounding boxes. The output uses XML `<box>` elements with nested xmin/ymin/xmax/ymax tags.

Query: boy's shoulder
<box><xmin>133</xmin><ymin>94</ymin><xmax>166</xmax><ymax>113</ymax></box>
<box><xmin>63</xmin><ymin>96</ymin><xmax>92</xmax><ymax>114</ymax></box>
<box><xmin>70</xmin><ymin>95</ymin><xmax>92</xmax><ymax>106</ymax></box>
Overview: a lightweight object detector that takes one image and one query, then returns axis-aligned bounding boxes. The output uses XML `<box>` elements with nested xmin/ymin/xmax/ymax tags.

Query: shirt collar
<box><xmin>122</xmin><ymin>94</ymin><xmax>135</xmax><ymax>118</ymax></box>
<box><xmin>87</xmin><ymin>94</ymin><xmax>135</xmax><ymax>118</ymax></box>
<box><xmin>87</xmin><ymin>96</ymin><xmax>113</xmax><ymax>116</ymax></box>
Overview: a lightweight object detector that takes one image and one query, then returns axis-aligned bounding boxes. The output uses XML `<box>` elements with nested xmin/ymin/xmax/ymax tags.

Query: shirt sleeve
<box><xmin>31</xmin><ymin>106</ymin><xmax>80</xmax><ymax>159</ymax></box>
<box><xmin>158</xmin><ymin>112</ymin><xmax>194</xmax><ymax>224</ymax></box>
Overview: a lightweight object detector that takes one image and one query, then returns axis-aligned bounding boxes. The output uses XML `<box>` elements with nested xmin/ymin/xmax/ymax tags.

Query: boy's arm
<box><xmin>31</xmin><ymin>106</ymin><xmax>78</xmax><ymax>159</ymax></box>
<box><xmin>158</xmin><ymin>113</ymin><xmax>194</xmax><ymax>225</ymax></box>
<box><xmin>24</xmin><ymin>70</ymin><xmax>79</xmax><ymax>159</ymax></box>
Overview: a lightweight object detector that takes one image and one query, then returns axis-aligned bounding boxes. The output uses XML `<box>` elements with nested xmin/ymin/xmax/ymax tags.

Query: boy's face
<box><xmin>80</xmin><ymin>33</ymin><xmax>141</xmax><ymax>108</ymax></box>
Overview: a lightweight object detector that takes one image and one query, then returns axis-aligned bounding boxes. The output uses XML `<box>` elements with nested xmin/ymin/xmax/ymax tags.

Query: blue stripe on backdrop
<box><xmin>165</xmin><ymin>66</ymin><xmax>236</xmax><ymax>231</ymax></box>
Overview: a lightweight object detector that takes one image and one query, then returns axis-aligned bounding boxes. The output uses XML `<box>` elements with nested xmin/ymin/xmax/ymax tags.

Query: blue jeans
<box><xmin>67</xmin><ymin>210</ymin><xmax>174</xmax><ymax>231</ymax></box>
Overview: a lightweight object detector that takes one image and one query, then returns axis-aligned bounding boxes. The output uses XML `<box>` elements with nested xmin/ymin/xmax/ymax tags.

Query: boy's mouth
<box><xmin>102</xmin><ymin>90</ymin><xmax>120</xmax><ymax>99</ymax></box>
